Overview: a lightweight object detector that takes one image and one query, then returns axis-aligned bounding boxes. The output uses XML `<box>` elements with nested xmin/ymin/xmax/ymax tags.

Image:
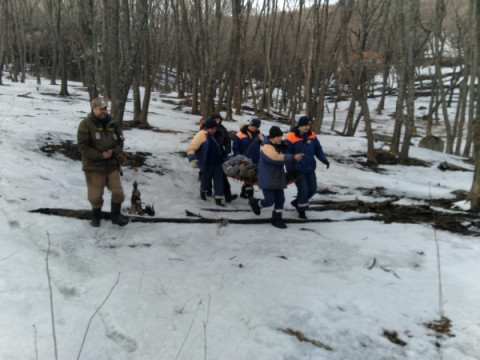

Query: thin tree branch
<box><xmin>175</xmin><ymin>299</ymin><xmax>202</xmax><ymax>360</ymax></box>
<box><xmin>45</xmin><ymin>232</ymin><xmax>58</xmax><ymax>360</ymax></box>
<box><xmin>76</xmin><ymin>272</ymin><xmax>121</xmax><ymax>360</ymax></box>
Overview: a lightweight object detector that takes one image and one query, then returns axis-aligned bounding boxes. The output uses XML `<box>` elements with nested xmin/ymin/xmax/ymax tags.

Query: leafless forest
<box><xmin>3</xmin><ymin>0</ymin><xmax>480</xmax><ymax>209</ymax></box>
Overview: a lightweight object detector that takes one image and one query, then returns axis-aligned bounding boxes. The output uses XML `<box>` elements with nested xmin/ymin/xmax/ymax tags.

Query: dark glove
<box><xmin>322</xmin><ymin>159</ymin><xmax>330</xmax><ymax>169</ymax></box>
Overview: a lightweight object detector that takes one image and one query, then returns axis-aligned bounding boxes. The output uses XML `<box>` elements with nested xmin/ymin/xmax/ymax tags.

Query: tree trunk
<box><xmin>464</xmin><ymin>0</ymin><xmax>477</xmax><ymax>158</ymax></box>
<box><xmin>399</xmin><ymin>0</ymin><xmax>420</xmax><ymax>161</ymax></box>
<box><xmin>138</xmin><ymin>16</ymin><xmax>152</xmax><ymax>127</ymax></box>
<box><xmin>391</xmin><ymin>0</ymin><xmax>407</xmax><ymax>155</ymax></box>
<box><xmin>343</xmin><ymin>97</ymin><xmax>356</xmax><ymax>136</ymax></box>
<box><xmin>468</xmin><ymin>0</ymin><xmax>480</xmax><ymax>211</ymax></box>
<box><xmin>78</xmin><ymin>0</ymin><xmax>97</xmax><ymax>100</ymax></box>
<box><xmin>101</xmin><ymin>0</ymin><xmax>148</xmax><ymax>123</ymax></box>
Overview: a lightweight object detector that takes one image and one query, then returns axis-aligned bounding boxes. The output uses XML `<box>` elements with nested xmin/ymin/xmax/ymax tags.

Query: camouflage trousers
<box><xmin>84</xmin><ymin>170</ymin><xmax>125</xmax><ymax>209</ymax></box>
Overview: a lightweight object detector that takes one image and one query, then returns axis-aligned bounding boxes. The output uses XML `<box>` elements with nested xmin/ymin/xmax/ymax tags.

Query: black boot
<box><xmin>90</xmin><ymin>208</ymin><xmax>101</xmax><ymax>227</ymax></box>
<box><xmin>249</xmin><ymin>198</ymin><xmax>261</xmax><ymax>215</ymax></box>
<box><xmin>291</xmin><ymin>199</ymin><xmax>298</xmax><ymax>210</ymax></box>
<box><xmin>225</xmin><ymin>194</ymin><xmax>238</xmax><ymax>203</ymax></box>
<box><xmin>111</xmin><ymin>202</ymin><xmax>129</xmax><ymax>226</ymax></box>
<box><xmin>271</xmin><ymin>211</ymin><xmax>287</xmax><ymax>229</ymax></box>
<box><xmin>200</xmin><ymin>191</ymin><xmax>207</xmax><ymax>200</ymax></box>
<box><xmin>245</xmin><ymin>187</ymin><xmax>254</xmax><ymax>198</ymax></box>
<box><xmin>215</xmin><ymin>198</ymin><xmax>225</xmax><ymax>207</ymax></box>
<box><xmin>298</xmin><ymin>211</ymin><xmax>307</xmax><ymax>220</ymax></box>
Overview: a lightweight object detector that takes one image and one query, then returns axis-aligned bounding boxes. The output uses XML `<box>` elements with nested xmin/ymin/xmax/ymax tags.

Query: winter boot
<box><xmin>225</xmin><ymin>193</ymin><xmax>238</xmax><ymax>203</ymax></box>
<box><xmin>298</xmin><ymin>211</ymin><xmax>307</xmax><ymax>220</ymax></box>
<box><xmin>271</xmin><ymin>210</ymin><xmax>287</xmax><ymax>229</ymax></box>
<box><xmin>245</xmin><ymin>186</ymin><xmax>254</xmax><ymax>198</ymax></box>
<box><xmin>215</xmin><ymin>198</ymin><xmax>225</xmax><ymax>207</ymax></box>
<box><xmin>249</xmin><ymin>198</ymin><xmax>261</xmax><ymax>215</ymax></box>
<box><xmin>200</xmin><ymin>191</ymin><xmax>207</xmax><ymax>200</ymax></box>
<box><xmin>90</xmin><ymin>208</ymin><xmax>102</xmax><ymax>227</ymax></box>
<box><xmin>290</xmin><ymin>199</ymin><xmax>298</xmax><ymax>210</ymax></box>
<box><xmin>111</xmin><ymin>202</ymin><xmax>129</xmax><ymax>226</ymax></box>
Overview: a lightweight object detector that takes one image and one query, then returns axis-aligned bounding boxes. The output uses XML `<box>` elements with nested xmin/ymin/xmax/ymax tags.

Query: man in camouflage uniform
<box><xmin>77</xmin><ymin>97</ymin><xmax>129</xmax><ymax>227</ymax></box>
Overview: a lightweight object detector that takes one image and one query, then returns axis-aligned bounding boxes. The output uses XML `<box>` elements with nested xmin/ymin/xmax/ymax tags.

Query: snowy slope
<box><xmin>0</xmin><ymin>76</ymin><xmax>479</xmax><ymax>360</ymax></box>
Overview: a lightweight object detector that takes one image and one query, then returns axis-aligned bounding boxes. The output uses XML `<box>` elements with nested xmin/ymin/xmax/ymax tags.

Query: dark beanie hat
<box><xmin>204</xmin><ymin>118</ymin><xmax>217</xmax><ymax>129</ymax></box>
<box><xmin>250</xmin><ymin>118</ymin><xmax>261</xmax><ymax>127</ymax></box>
<box><xmin>269</xmin><ymin>126</ymin><xmax>283</xmax><ymax>138</ymax></box>
<box><xmin>297</xmin><ymin>116</ymin><xmax>311</xmax><ymax>127</ymax></box>
<box><xmin>210</xmin><ymin>112</ymin><xmax>222</xmax><ymax>120</ymax></box>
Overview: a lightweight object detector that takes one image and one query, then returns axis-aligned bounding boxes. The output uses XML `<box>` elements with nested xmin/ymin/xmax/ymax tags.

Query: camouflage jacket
<box><xmin>77</xmin><ymin>113</ymin><xmax>124</xmax><ymax>174</ymax></box>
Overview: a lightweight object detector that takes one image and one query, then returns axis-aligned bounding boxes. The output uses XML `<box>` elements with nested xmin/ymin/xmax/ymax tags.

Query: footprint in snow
<box><xmin>99</xmin><ymin>312</ymin><xmax>138</xmax><ymax>353</ymax></box>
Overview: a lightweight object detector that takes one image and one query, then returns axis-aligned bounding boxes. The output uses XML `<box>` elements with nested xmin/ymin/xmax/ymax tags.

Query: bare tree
<box><xmin>132</xmin><ymin>0</ymin><xmax>153</xmax><ymax>127</ymax></box>
<box><xmin>223</xmin><ymin>0</ymin><xmax>245</xmax><ymax>120</ymax></box>
<box><xmin>0</xmin><ymin>0</ymin><xmax>7</xmax><ymax>85</ymax></box>
<box><xmin>464</xmin><ymin>0</ymin><xmax>478</xmax><ymax>158</ymax></box>
<box><xmin>338</xmin><ymin>0</ymin><xmax>384</xmax><ymax>163</ymax></box>
<box><xmin>179</xmin><ymin>0</ymin><xmax>201</xmax><ymax>114</ymax></box>
<box><xmin>390</xmin><ymin>0</ymin><xmax>423</xmax><ymax>160</ymax></box>
<box><xmin>77</xmin><ymin>0</ymin><xmax>97</xmax><ymax>100</ymax></box>
<box><xmin>101</xmin><ymin>0</ymin><xmax>148</xmax><ymax>123</ymax></box>
<box><xmin>468</xmin><ymin>0</ymin><xmax>480</xmax><ymax>211</ymax></box>
<box><xmin>398</xmin><ymin>0</ymin><xmax>420</xmax><ymax>161</ymax></box>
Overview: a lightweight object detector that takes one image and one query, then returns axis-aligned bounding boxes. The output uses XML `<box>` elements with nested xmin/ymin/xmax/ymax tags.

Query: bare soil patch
<box><xmin>40</xmin><ymin>139</ymin><xmax>166</xmax><ymax>175</ymax></box>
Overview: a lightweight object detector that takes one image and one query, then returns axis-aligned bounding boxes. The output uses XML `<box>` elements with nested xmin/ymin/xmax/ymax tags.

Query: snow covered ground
<box><xmin>0</xmin><ymin>76</ymin><xmax>479</xmax><ymax>360</ymax></box>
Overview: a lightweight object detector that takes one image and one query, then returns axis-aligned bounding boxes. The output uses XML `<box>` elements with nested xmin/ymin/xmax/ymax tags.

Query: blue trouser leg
<box><xmin>260</xmin><ymin>189</ymin><xmax>285</xmax><ymax>210</ymax></box>
<box><xmin>200</xmin><ymin>166</ymin><xmax>213</xmax><ymax>193</ymax></box>
<box><xmin>295</xmin><ymin>172</ymin><xmax>317</xmax><ymax>211</ymax></box>
<box><xmin>212</xmin><ymin>165</ymin><xmax>224</xmax><ymax>197</ymax></box>
<box><xmin>202</xmin><ymin>165</ymin><xmax>224</xmax><ymax>197</ymax></box>
<box><xmin>295</xmin><ymin>175</ymin><xmax>309</xmax><ymax>211</ymax></box>
<box><xmin>306</xmin><ymin>172</ymin><xmax>318</xmax><ymax>200</ymax></box>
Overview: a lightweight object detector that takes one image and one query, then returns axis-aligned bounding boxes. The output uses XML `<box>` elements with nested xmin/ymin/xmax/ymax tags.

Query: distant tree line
<box><xmin>3</xmin><ymin>0</ymin><xmax>480</xmax><ymax>209</ymax></box>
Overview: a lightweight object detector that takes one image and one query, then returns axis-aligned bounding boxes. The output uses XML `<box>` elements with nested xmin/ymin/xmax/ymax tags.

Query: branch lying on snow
<box><xmin>437</xmin><ymin>161</ymin><xmax>471</xmax><ymax>172</ymax></box>
<box><xmin>45</xmin><ymin>233</ymin><xmax>58</xmax><ymax>360</ymax></box>
<box><xmin>76</xmin><ymin>273</ymin><xmax>121</xmax><ymax>360</ymax></box>
<box><xmin>29</xmin><ymin>208</ymin><xmax>365</xmax><ymax>225</ymax></box>
<box><xmin>278</xmin><ymin>328</ymin><xmax>333</xmax><ymax>351</ymax></box>
<box><xmin>0</xmin><ymin>250</ymin><xmax>22</xmax><ymax>262</ymax></box>
<box><xmin>30</xmin><ymin>198</ymin><xmax>480</xmax><ymax>235</ymax></box>
<box><xmin>380</xmin><ymin>266</ymin><xmax>400</xmax><ymax>279</ymax></box>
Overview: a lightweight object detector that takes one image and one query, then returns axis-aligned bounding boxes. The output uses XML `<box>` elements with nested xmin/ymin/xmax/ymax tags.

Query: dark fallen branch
<box><xmin>200</xmin><ymin>208</ymin><xmax>251</xmax><ymax>212</ymax></box>
<box><xmin>30</xmin><ymin>198</ymin><xmax>480</xmax><ymax>235</ymax></box>
<box><xmin>309</xmin><ymin>198</ymin><xmax>480</xmax><ymax>235</ymax></box>
<box><xmin>438</xmin><ymin>161</ymin><xmax>471</xmax><ymax>172</ymax></box>
<box><xmin>30</xmin><ymin>208</ymin><xmax>344</xmax><ymax>224</ymax></box>
<box><xmin>367</xmin><ymin>258</ymin><xmax>376</xmax><ymax>270</ymax></box>
<box><xmin>278</xmin><ymin>328</ymin><xmax>333</xmax><ymax>351</ymax></box>
<box><xmin>380</xmin><ymin>265</ymin><xmax>400</xmax><ymax>279</ymax></box>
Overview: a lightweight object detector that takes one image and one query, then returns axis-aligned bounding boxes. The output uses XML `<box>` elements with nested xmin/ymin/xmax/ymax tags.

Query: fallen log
<box><xmin>29</xmin><ymin>198</ymin><xmax>480</xmax><ymax>235</ymax></box>
<box><xmin>29</xmin><ymin>208</ymin><xmax>341</xmax><ymax>224</ymax></box>
<box><xmin>438</xmin><ymin>161</ymin><xmax>471</xmax><ymax>172</ymax></box>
